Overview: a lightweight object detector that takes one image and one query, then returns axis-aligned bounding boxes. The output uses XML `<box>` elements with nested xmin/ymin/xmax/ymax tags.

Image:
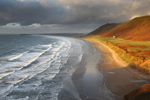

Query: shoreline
<box><xmin>72</xmin><ymin>40</ymin><xmax>115</xmax><ymax>100</ymax></box>
<box><xmin>82</xmin><ymin>37</ymin><xmax>150</xmax><ymax>99</ymax></box>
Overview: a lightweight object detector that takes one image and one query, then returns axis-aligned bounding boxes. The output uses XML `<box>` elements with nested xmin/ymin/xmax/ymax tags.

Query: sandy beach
<box><xmin>72</xmin><ymin>40</ymin><xmax>115</xmax><ymax>100</ymax></box>
<box><xmin>82</xmin><ymin>38</ymin><xmax>150</xmax><ymax>99</ymax></box>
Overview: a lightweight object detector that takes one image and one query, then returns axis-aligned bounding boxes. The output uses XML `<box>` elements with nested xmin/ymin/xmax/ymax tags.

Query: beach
<box><xmin>0</xmin><ymin>35</ymin><xmax>116</xmax><ymax>100</ymax></box>
<box><xmin>81</xmin><ymin>38</ymin><xmax>150</xmax><ymax>99</ymax></box>
<box><xmin>0</xmin><ymin>35</ymin><xmax>149</xmax><ymax>100</ymax></box>
<box><xmin>72</xmin><ymin>40</ymin><xmax>114</xmax><ymax>100</ymax></box>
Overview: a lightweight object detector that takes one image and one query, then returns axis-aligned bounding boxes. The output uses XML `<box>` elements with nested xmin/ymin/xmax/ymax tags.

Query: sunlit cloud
<box><xmin>130</xmin><ymin>15</ymin><xmax>140</xmax><ymax>20</ymax></box>
<box><xmin>29</xmin><ymin>23</ymin><xmax>41</xmax><ymax>28</ymax></box>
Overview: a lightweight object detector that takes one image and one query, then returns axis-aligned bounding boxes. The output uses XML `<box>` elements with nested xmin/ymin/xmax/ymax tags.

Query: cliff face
<box><xmin>123</xmin><ymin>84</ymin><xmax>150</xmax><ymax>100</ymax></box>
<box><xmin>89</xmin><ymin>15</ymin><xmax>150</xmax><ymax>41</ymax></box>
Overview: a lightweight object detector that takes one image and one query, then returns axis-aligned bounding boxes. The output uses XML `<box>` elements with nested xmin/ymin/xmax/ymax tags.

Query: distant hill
<box><xmin>89</xmin><ymin>15</ymin><xmax>150</xmax><ymax>41</ymax></box>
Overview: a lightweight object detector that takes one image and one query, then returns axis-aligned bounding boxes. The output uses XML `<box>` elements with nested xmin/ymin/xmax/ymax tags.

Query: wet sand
<box><xmin>82</xmin><ymin>38</ymin><xmax>150</xmax><ymax>99</ymax></box>
<box><xmin>72</xmin><ymin>41</ymin><xmax>114</xmax><ymax>100</ymax></box>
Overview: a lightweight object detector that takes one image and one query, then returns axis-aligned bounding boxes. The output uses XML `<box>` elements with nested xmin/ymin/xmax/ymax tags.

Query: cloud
<box><xmin>0</xmin><ymin>23</ymin><xmax>96</xmax><ymax>34</ymax></box>
<box><xmin>3</xmin><ymin>23</ymin><xmax>21</xmax><ymax>28</ymax></box>
<box><xmin>0</xmin><ymin>0</ymin><xmax>66</xmax><ymax>25</ymax></box>
<box><xmin>39</xmin><ymin>0</ymin><xmax>50</xmax><ymax>6</ymax></box>
<box><xmin>0</xmin><ymin>0</ymin><xmax>150</xmax><ymax>25</ymax></box>
<box><xmin>0</xmin><ymin>0</ymin><xmax>150</xmax><ymax>33</ymax></box>
<box><xmin>17</xmin><ymin>0</ymin><xmax>35</xmax><ymax>2</ymax></box>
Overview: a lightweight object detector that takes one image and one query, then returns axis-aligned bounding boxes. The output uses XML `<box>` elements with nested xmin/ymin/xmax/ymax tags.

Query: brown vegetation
<box><xmin>123</xmin><ymin>84</ymin><xmax>150</xmax><ymax>100</ymax></box>
<box><xmin>89</xmin><ymin>15</ymin><xmax>150</xmax><ymax>41</ymax></box>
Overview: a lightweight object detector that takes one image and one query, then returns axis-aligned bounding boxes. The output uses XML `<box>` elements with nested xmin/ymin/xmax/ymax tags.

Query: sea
<box><xmin>0</xmin><ymin>35</ymin><xmax>113</xmax><ymax>100</ymax></box>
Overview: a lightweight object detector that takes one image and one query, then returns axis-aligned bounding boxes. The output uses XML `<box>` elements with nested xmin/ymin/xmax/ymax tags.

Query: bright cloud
<box><xmin>3</xmin><ymin>23</ymin><xmax>21</xmax><ymax>28</ymax></box>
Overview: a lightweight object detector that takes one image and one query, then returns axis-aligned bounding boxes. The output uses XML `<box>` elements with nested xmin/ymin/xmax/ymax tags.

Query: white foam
<box><xmin>17</xmin><ymin>96</ymin><xmax>29</xmax><ymax>100</ymax></box>
<box><xmin>0</xmin><ymin>44</ymin><xmax>52</xmax><ymax>80</ymax></box>
<box><xmin>0</xmin><ymin>47</ymin><xmax>36</xmax><ymax>66</ymax></box>
<box><xmin>8</xmin><ymin>51</ymin><xmax>29</xmax><ymax>61</ymax></box>
<box><xmin>4</xmin><ymin>96</ymin><xmax>29</xmax><ymax>100</ymax></box>
<box><xmin>0</xmin><ymin>41</ymin><xmax>69</xmax><ymax>96</ymax></box>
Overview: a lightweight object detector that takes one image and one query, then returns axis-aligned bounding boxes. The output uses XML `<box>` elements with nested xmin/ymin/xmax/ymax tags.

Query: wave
<box><xmin>8</xmin><ymin>51</ymin><xmax>29</xmax><ymax>61</ymax></box>
<box><xmin>0</xmin><ymin>36</ymin><xmax>87</xmax><ymax>100</ymax></box>
<box><xmin>0</xmin><ymin>39</ymin><xmax>73</xmax><ymax>98</ymax></box>
<box><xmin>0</xmin><ymin>44</ymin><xmax>52</xmax><ymax>79</ymax></box>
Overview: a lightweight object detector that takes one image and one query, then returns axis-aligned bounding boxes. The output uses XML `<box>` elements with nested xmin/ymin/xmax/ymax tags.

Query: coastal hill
<box><xmin>89</xmin><ymin>15</ymin><xmax>150</xmax><ymax>41</ymax></box>
<box><xmin>87</xmin><ymin>15</ymin><xmax>150</xmax><ymax>100</ymax></box>
<box><xmin>90</xmin><ymin>23</ymin><xmax>119</xmax><ymax>35</ymax></box>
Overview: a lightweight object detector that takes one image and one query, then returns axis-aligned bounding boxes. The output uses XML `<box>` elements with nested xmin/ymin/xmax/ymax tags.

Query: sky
<box><xmin>0</xmin><ymin>0</ymin><xmax>150</xmax><ymax>34</ymax></box>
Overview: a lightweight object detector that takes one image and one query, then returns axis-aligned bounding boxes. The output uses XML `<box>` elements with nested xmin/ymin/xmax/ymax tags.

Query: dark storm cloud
<box><xmin>56</xmin><ymin>0</ymin><xmax>150</xmax><ymax>24</ymax></box>
<box><xmin>0</xmin><ymin>0</ymin><xmax>66</xmax><ymax>25</ymax></box>
<box><xmin>0</xmin><ymin>0</ymin><xmax>150</xmax><ymax>34</ymax></box>
<box><xmin>0</xmin><ymin>0</ymin><xmax>150</xmax><ymax>26</ymax></box>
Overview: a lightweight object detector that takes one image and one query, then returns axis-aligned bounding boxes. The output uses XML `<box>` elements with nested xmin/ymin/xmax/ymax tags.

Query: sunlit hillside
<box><xmin>89</xmin><ymin>15</ymin><xmax>150</xmax><ymax>41</ymax></box>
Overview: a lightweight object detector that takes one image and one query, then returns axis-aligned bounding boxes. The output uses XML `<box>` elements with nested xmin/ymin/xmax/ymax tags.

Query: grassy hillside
<box><xmin>89</xmin><ymin>23</ymin><xmax>119</xmax><ymax>35</ymax></box>
<box><xmin>89</xmin><ymin>15</ymin><xmax>150</xmax><ymax>41</ymax></box>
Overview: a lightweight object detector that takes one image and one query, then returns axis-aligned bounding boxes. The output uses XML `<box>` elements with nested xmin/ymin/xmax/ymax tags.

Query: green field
<box><xmin>92</xmin><ymin>35</ymin><xmax>150</xmax><ymax>46</ymax></box>
<box><xmin>90</xmin><ymin>35</ymin><xmax>150</xmax><ymax>51</ymax></box>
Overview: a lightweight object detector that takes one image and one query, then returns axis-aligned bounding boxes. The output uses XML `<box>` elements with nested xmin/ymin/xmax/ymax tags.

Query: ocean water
<box><xmin>0</xmin><ymin>35</ymin><xmax>112</xmax><ymax>100</ymax></box>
